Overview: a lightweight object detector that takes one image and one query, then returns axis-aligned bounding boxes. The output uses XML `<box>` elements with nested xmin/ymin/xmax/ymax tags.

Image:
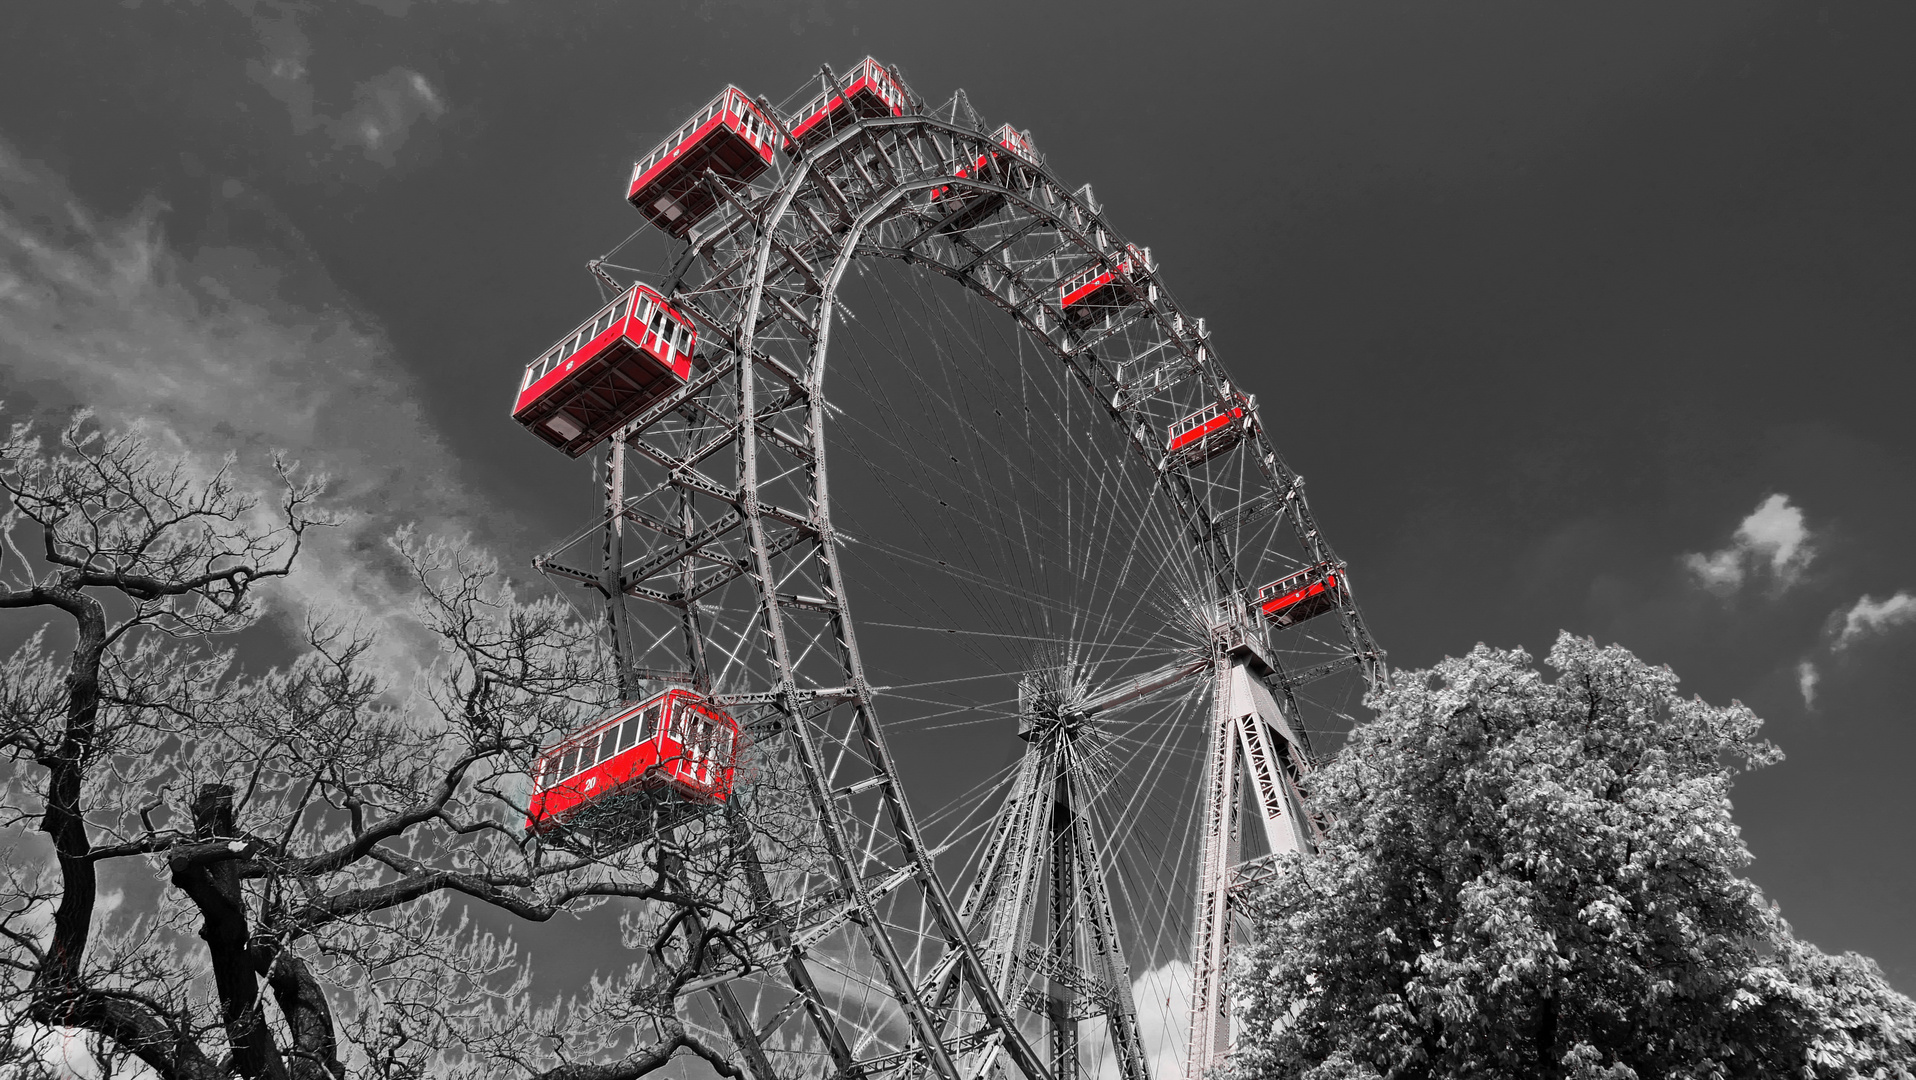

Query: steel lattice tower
<box><xmin>521</xmin><ymin>61</ymin><xmax>1384</xmax><ymax>1080</ymax></box>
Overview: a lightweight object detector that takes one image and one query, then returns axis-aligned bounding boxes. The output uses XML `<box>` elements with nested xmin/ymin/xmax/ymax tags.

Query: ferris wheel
<box><xmin>512</xmin><ymin>60</ymin><xmax>1383</xmax><ymax>1080</ymax></box>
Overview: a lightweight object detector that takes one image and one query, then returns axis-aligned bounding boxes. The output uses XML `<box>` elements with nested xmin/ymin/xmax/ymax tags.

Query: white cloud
<box><xmin>1796</xmin><ymin>660</ymin><xmax>1819</xmax><ymax>708</ymax></box>
<box><xmin>1831</xmin><ymin>591</ymin><xmax>1916</xmax><ymax>651</ymax></box>
<box><xmin>1740</xmin><ymin>495</ymin><xmax>1815</xmax><ymax>578</ymax></box>
<box><xmin>1097</xmin><ymin>959</ymin><xmax>1190</xmax><ymax>1080</ymax></box>
<box><xmin>9</xmin><ymin>1018</ymin><xmax>158</xmax><ymax>1079</ymax></box>
<box><xmin>0</xmin><ymin>139</ymin><xmax>511</xmax><ymax>677</ymax></box>
<box><xmin>1683</xmin><ymin>494</ymin><xmax>1814</xmax><ymax>594</ymax></box>
<box><xmin>1684</xmin><ymin>546</ymin><xmax>1745</xmax><ymax>592</ymax></box>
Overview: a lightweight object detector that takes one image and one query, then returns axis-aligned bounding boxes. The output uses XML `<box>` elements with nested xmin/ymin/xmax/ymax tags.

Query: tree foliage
<box><xmin>1232</xmin><ymin>634</ymin><xmax>1916</xmax><ymax>1080</ymax></box>
<box><xmin>0</xmin><ymin>416</ymin><xmax>815</xmax><ymax>1079</ymax></box>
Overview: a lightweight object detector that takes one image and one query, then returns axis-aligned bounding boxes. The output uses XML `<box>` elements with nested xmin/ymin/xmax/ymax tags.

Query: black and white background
<box><xmin>2</xmin><ymin>0</ymin><xmax>1910</xmax><ymax>999</ymax></box>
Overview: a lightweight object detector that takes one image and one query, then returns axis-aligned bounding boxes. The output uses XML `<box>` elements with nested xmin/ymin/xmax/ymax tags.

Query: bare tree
<box><xmin>0</xmin><ymin>416</ymin><xmax>810</xmax><ymax>1079</ymax></box>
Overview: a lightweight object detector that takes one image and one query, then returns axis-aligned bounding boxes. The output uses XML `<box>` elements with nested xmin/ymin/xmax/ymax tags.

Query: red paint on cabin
<box><xmin>1255</xmin><ymin>564</ymin><xmax>1340</xmax><ymax>627</ymax></box>
<box><xmin>1060</xmin><ymin>244</ymin><xmax>1150</xmax><ymax>315</ymax></box>
<box><xmin>1167</xmin><ymin>396</ymin><xmax>1248</xmax><ymax>456</ymax></box>
<box><xmin>526</xmin><ymin>689</ymin><xmax>741</xmax><ymax>835</ymax></box>
<box><xmin>511</xmin><ymin>283</ymin><xmax>697</xmax><ymax>458</ymax></box>
<box><xmin>628</xmin><ymin>87</ymin><xmax>781</xmax><ymax>237</ymax></box>
<box><xmin>790</xmin><ymin>58</ymin><xmax>908</xmax><ymax>148</ymax></box>
<box><xmin>928</xmin><ymin>124</ymin><xmax>1037</xmax><ymax>230</ymax></box>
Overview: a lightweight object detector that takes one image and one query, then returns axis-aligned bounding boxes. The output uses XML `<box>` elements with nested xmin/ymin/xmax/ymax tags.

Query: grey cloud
<box><xmin>240</xmin><ymin>3</ymin><xmax>447</xmax><ymax>171</ymax></box>
<box><xmin>356</xmin><ymin>0</ymin><xmax>507</xmax><ymax>15</ymax></box>
<box><xmin>0</xmin><ymin>139</ymin><xmax>505</xmax><ymax>676</ymax></box>
<box><xmin>331</xmin><ymin>68</ymin><xmax>447</xmax><ymax>166</ymax></box>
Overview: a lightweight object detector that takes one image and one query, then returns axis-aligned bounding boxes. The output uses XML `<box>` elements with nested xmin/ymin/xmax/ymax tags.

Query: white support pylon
<box><xmin>1231</xmin><ymin>666</ymin><xmax>1313</xmax><ymax>860</ymax></box>
<box><xmin>1185</xmin><ymin>658</ymin><xmax>1313</xmax><ymax>1080</ymax></box>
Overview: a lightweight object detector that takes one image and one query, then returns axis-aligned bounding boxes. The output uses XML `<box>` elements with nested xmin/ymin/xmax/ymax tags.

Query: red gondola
<box><xmin>526</xmin><ymin>689</ymin><xmax>741</xmax><ymax>835</ymax></box>
<box><xmin>1255</xmin><ymin>563</ymin><xmax>1340</xmax><ymax>627</ymax></box>
<box><xmin>789</xmin><ymin>58</ymin><xmax>909</xmax><ymax>149</ymax></box>
<box><xmin>512</xmin><ymin>283</ymin><xmax>698</xmax><ymax>458</ymax></box>
<box><xmin>628</xmin><ymin>86</ymin><xmax>782</xmax><ymax>237</ymax></box>
<box><xmin>1059</xmin><ymin>244</ymin><xmax>1150</xmax><ymax>322</ymax></box>
<box><xmin>987</xmin><ymin>123</ymin><xmax>1036</xmax><ymax>165</ymax></box>
<box><xmin>929</xmin><ymin>123</ymin><xmax>1037</xmax><ymax>232</ymax></box>
<box><xmin>1165</xmin><ymin>392</ymin><xmax>1251</xmax><ymax>466</ymax></box>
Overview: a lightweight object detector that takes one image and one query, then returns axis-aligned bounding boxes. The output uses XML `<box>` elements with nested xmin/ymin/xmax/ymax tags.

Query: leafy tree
<box><xmin>1232</xmin><ymin>634</ymin><xmax>1916</xmax><ymax>1080</ymax></box>
<box><xmin>0</xmin><ymin>416</ymin><xmax>814</xmax><ymax>1079</ymax></box>
<box><xmin>1779</xmin><ymin>937</ymin><xmax>1916</xmax><ymax>1079</ymax></box>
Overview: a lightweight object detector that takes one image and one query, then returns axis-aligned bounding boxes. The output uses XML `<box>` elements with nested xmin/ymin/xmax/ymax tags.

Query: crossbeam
<box><xmin>1064</xmin><ymin>656</ymin><xmax>1209</xmax><ymax>721</ymax></box>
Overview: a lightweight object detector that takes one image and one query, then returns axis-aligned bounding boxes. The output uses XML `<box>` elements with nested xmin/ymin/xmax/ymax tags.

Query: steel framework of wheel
<box><xmin>535</xmin><ymin>66</ymin><xmax>1383</xmax><ymax>1080</ymax></box>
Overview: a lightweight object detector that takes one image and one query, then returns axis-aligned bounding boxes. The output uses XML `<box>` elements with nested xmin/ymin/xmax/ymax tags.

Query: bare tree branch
<box><xmin>0</xmin><ymin>414</ymin><xmax>816</xmax><ymax>1078</ymax></box>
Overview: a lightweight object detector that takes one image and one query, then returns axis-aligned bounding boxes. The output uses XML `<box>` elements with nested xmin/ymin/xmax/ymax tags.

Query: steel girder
<box><xmin>536</xmin><ymin>82</ymin><xmax>1383</xmax><ymax>1080</ymax></box>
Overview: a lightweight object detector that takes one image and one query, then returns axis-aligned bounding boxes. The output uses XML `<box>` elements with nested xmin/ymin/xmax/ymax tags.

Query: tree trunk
<box><xmin>38</xmin><ymin>593</ymin><xmax>105</xmax><ymax>995</ymax></box>
<box><xmin>1536</xmin><ymin>987</ymin><xmax>1559</xmax><ymax>1076</ymax></box>
<box><xmin>259</xmin><ymin>949</ymin><xmax>346</xmax><ymax>1080</ymax></box>
<box><xmin>170</xmin><ymin>784</ymin><xmax>289</xmax><ymax>1080</ymax></box>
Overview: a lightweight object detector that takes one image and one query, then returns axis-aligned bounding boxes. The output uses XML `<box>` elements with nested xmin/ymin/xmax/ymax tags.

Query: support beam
<box><xmin>1185</xmin><ymin>657</ymin><xmax>1243</xmax><ymax>1080</ymax></box>
<box><xmin>1059</xmin><ymin>745</ymin><xmax>1150</xmax><ymax>1080</ymax></box>
<box><xmin>935</xmin><ymin>709</ymin><xmax>1151</xmax><ymax>1080</ymax></box>
<box><xmin>1047</xmin><ymin>762</ymin><xmax>1079</xmax><ymax>1080</ymax></box>
<box><xmin>603</xmin><ymin>438</ymin><xmax>638</xmax><ymax>698</ymax></box>
<box><xmin>1187</xmin><ymin>659</ymin><xmax>1317</xmax><ymax>1080</ymax></box>
<box><xmin>1228</xmin><ymin>665</ymin><xmax>1311</xmax><ymax>859</ymax></box>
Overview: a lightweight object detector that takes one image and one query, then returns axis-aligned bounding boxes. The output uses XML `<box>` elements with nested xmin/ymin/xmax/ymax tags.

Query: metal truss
<box><xmin>535</xmin><ymin>62</ymin><xmax>1383</xmax><ymax>1080</ymax></box>
<box><xmin>1183</xmin><ymin>657</ymin><xmax>1320</xmax><ymax>1080</ymax></box>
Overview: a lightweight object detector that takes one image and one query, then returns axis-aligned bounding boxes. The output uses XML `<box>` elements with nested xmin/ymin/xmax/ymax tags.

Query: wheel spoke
<box><xmin>529</xmin><ymin>72</ymin><xmax>1383</xmax><ymax>1080</ymax></box>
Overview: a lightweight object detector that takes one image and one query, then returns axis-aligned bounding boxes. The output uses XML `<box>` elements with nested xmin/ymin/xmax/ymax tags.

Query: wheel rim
<box><xmin>534</xmin><ymin>77</ymin><xmax>1383</xmax><ymax>1080</ymax></box>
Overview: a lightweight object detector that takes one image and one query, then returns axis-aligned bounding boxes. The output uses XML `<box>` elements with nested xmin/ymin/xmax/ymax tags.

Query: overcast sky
<box><xmin>2</xmin><ymin>0</ymin><xmax>1912</xmax><ymax>996</ymax></box>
